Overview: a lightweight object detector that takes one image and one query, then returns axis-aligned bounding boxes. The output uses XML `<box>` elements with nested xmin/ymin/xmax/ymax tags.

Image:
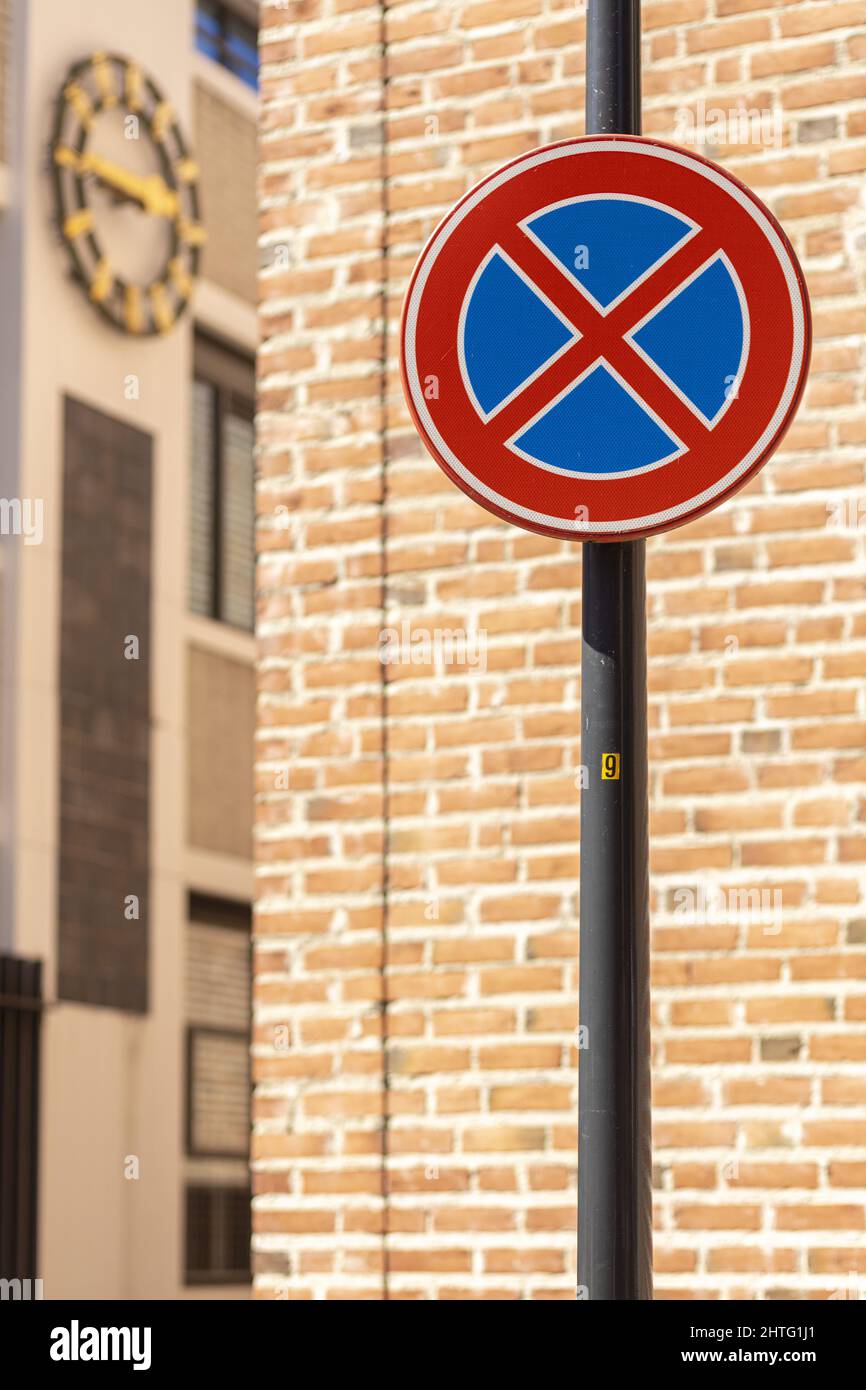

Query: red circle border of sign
<box><xmin>400</xmin><ymin>136</ymin><xmax>812</xmax><ymax>542</ymax></box>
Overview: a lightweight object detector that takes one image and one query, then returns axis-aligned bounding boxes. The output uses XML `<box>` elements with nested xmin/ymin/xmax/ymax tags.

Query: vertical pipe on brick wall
<box><xmin>578</xmin><ymin>0</ymin><xmax>653</xmax><ymax>1301</ymax></box>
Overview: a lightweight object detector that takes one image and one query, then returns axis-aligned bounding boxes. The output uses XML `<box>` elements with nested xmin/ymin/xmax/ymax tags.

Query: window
<box><xmin>185</xmin><ymin>1186</ymin><xmax>251</xmax><ymax>1286</ymax></box>
<box><xmin>184</xmin><ymin>893</ymin><xmax>251</xmax><ymax>1286</ymax></box>
<box><xmin>196</xmin><ymin>1</ymin><xmax>258</xmax><ymax>91</ymax></box>
<box><xmin>189</xmin><ymin>334</ymin><xmax>255</xmax><ymax>632</ymax></box>
<box><xmin>186</xmin><ymin>1026</ymin><xmax>250</xmax><ymax>1159</ymax></box>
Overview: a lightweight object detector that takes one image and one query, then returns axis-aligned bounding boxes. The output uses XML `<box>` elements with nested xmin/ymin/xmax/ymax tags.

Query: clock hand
<box><xmin>87</xmin><ymin>153</ymin><xmax>180</xmax><ymax>218</ymax></box>
<box><xmin>137</xmin><ymin>172</ymin><xmax>180</xmax><ymax>219</ymax></box>
<box><xmin>55</xmin><ymin>147</ymin><xmax>179</xmax><ymax>218</ymax></box>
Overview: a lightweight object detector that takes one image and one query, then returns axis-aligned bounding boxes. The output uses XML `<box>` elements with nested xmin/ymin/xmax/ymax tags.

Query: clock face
<box><xmin>51</xmin><ymin>52</ymin><xmax>204</xmax><ymax>335</ymax></box>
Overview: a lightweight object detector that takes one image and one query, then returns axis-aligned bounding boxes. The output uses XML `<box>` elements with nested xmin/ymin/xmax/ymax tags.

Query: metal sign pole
<box><xmin>578</xmin><ymin>0</ymin><xmax>653</xmax><ymax>1300</ymax></box>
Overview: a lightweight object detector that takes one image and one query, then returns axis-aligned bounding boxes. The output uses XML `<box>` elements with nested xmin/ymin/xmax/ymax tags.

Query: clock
<box><xmin>50</xmin><ymin>52</ymin><xmax>205</xmax><ymax>335</ymax></box>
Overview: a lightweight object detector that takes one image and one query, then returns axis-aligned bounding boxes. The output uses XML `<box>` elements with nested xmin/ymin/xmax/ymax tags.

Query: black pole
<box><xmin>578</xmin><ymin>0</ymin><xmax>653</xmax><ymax>1300</ymax></box>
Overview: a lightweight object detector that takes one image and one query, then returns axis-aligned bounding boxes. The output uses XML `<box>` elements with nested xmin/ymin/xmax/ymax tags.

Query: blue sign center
<box><xmin>459</xmin><ymin>195</ymin><xmax>747</xmax><ymax>479</ymax></box>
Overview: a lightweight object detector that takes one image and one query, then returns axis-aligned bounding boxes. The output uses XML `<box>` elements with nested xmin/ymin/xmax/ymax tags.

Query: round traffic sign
<box><xmin>400</xmin><ymin>136</ymin><xmax>811</xmax><ymax>541</ymax></box>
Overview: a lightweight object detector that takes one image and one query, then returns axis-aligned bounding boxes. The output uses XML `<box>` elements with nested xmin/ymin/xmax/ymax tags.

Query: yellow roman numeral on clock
<box><xmin>125</xmin><ymin>62</ymin><xmax>143</xmax><ymax>112</ymax></box>
<box><xmin>168</xmin><ymin>256</ymin><xmax>192</xmax><ymax>299</ymax></box>
<box><xmin>89</xmin><ymin>258</ymin><xmax>113</xmax><ymax>303</ymax></box>
<box><xmin>64</xmin><ymin>81</ymin><xmax>93</xmax><ymax>128</ymax></box>
<box><xmin>151</xmin><ymin>101</ymin><xmax>174</xmax><ymax>141</ymax></box>
<box><xmin>177</xmin><ymin>218</ymin><xmax>207</xmax><ymax>248</ymax></box>
<box><xmin>149</xmin><ymin>282</ymin><xmax>174</xmax><ymax>333</ymax></box>
<box><xmin>124</xmin><ymin>285</ymin><xmax>145</xmax><ymax>334</ymax></box>
<box><xmin>63</xmin><ymin>207</ymin><xmax>94</xmax><ymax>239</ymax></box>
<box><xmin>175</xmin><ymin>158</ymin><xmax>199</xmax><ymax>184</ymax></box>
<box><xmin>92</xmin><ymin>53</ymin><xmax>117</xmax><ymax>108</ymax></box>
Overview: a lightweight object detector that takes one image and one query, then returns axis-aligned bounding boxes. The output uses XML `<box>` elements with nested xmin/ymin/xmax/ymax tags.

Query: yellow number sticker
<box><xmin>601</xmin><ymin>753</ymin><xmax>620</xmax><ymax>780</ymax></box>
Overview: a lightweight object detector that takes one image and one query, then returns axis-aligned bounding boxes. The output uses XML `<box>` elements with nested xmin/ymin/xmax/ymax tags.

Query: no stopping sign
<box><xmin>400</xmin><ymin>136</ymin><xmax>811</xmax><ymax>541</ymax></box>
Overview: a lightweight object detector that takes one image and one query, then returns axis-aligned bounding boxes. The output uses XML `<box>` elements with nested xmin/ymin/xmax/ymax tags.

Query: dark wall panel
<box><xmin>58</xmin><ymin>397</ymin><xmax>152</xmax><ymax>1011</ymax></box>
<box><xmin>0</xmin><ymin>955</ymin><xmax>41</xmax><ymax>1282</ymax></box>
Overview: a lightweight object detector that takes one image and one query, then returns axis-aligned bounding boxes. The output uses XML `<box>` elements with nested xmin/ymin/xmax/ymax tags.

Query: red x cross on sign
<box><xmin>487</xmin><ymin>221</ymin><xmax>723</xmax><ymax>456</ymax></box>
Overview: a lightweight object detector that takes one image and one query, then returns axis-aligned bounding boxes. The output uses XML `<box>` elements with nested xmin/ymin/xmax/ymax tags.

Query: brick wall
<box><xmin>255</xmin><ymin>0</ymin><xmax>866</xmax><ymax>1299</ymax></box>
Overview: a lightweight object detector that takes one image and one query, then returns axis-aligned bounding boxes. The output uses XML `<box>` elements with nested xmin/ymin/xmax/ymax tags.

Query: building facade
<box><xmin>0</xmin><ymin>0</ymin><xmax>257</xmax><ymax>1298</ymax></box>
<box><xmin>255</xmin><ymin>0</ymin><xmax>866</xmax><ymax>1298</ymax></box>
